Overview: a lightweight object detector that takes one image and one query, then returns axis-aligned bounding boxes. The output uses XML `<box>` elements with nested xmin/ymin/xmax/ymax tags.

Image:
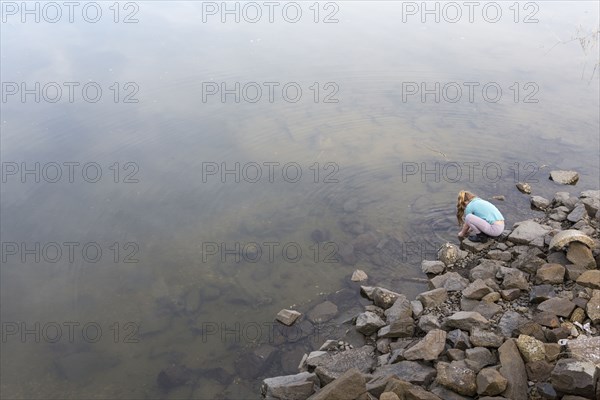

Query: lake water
<box><xmin>1</xmin><ymin>1</ymin><xmax>599</xmax><ymax>399</ymax></box>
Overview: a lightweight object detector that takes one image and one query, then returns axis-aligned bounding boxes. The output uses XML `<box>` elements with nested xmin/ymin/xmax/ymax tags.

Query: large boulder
<box><xmin>507</xmin><ymin>220</ymin><xmax>551</xmax><ymax>247</ymax></box>
<box><xmin>550</xmin><ymin>358</ymin><xmax>598</xmax><ymax>398</ymax></box>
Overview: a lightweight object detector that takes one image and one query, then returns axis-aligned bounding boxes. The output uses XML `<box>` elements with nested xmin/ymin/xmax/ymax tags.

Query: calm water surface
<box><xmin>1</xmin><ymin>1</ymin><xmax>599</xmax><ymax>399</ymax></box>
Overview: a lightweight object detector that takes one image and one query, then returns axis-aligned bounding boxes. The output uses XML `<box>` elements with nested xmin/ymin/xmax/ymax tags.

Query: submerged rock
<box><xmin>549</xmin><ymin>170</ymin><xmax>579</xmax><ymax>185</ymax></box>
<box><xmin>276</xmin><ymin>309</ymin><xmax>302</xmax><ymax>326</ymax></box>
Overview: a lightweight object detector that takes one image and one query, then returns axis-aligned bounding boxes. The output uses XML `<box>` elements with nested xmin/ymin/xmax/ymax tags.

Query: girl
<box><xmin>457</xmin><ymin>191</ymin><xmax>505</xmax><ymax>242</ymax></box>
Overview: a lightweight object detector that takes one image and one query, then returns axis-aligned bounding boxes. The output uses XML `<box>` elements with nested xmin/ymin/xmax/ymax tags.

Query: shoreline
<box><xmin>262</xmin><ymin>187</ymin><xmax>600</xmax><ymax>400</ymax></box>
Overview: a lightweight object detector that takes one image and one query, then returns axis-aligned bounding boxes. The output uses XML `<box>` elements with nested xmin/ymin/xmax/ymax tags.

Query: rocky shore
<box><xmin>262</xmin><ymin>188</ymin><xmax>600</xmax><ymax>400</ymax></box>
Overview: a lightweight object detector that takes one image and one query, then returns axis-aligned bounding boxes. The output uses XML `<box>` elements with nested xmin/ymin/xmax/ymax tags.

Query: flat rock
<box><xmin>567</xmin><ymin>203</ymin><xmax>587</xmax><ymax>223</ymax></box>
<box><xmin>435</xmin><ymin>361</ymin><xmax>477</xmax><ymax>396</ymax></box>
<box><xmin>549</xmin><ymin>230</ymin><xmax>595</xmax><ymax>250</ymax></box>
<box><xmin>461</xmin><ymin>238</ymin><xmax>493</xmax><ymax>253</ymax></box>
<box><xmin>530</xmin><ymin>285</ymin><xmax>556</xmax><ymax>304</ymax></box>
<box><xmin>549</xmin><ymin>170</ymin><xmax>579</xmax><ymax>185</ymax></box>
<box><xmin>532</xmin><ymin>311</ymin><xmax>560</xmax><ymax>328</ymax></box>
<box><xmin>566</xmin><ymin>336</ymin><xmax>600</xmax><ymax>367</ymax></box>
<box><xmin>498</xmin><ymin>339</ymin><xmax>528</xmax><ymax>400</ymax></box>
<box><xmin>531</xmin><ymin>195</ymin><xmax>551</xmax><ymax>210</ymax></box>
<box><xmin>378</xmin><ymin>317</ymin><xmax>415</xmax><ymax>339</ymax></box>
<box><xmin>445</xmin><ymin>311</ymin><xmax>489</xmax><ymax>331</ymax></box>
<box><xmin>508</xmin><ymin>220</ymin><xmax>551</xmax><ymax>247</ymax></box>
<box><xmin>470</xmin><ymin>259</ymin><xmax>503</xmax><ymax>281</ymax></box>
<box><xmin>516</xmin><ymin>334</ymin><xmax>546</xmax><ymax>362</ymax></box>
<box><xmin>535</xmin><ymin>263</ymin><xmax>565</xmax><ymax>284</ymax></box>
<box><xmin>308</xmin><ymin>301</ymin><xmax>338</xmax><ymax>323</ymax></box>
<box><xmin>276</xmin><ymin>309</ymin><xmax>302</xmax><ymax>326</ymax></box>
<box><xmin>462</xmin><ymin>279</ymin><xmax>493</xmax><ymax>300</ymax></box>
<box><xmin>469</xmin><ymin>327</ymin><xmax>504</xmax><ymax>348</ymax></box>
<box><xmin>403</xmin><ymin>329</ymin><xmax>446</xmax><ymax>361</ymax></box>
<box><xmin>351</xmin><ymin>269</ymin><xmax>368</xmax><ymax>282</ymax></box>
<box><xmin>471</xmin><ymin>302</ymin><xmax>503</xmax><ymax>320</ymax></box>
<box><xmin>487</xmin><ymin>249</ymin><xmax>512</xmax><ymax>262</ymax></box>
<box><xmin>576</xmin><ymin>270</ymin><xmax>600</xmax><ymax>289</ymax></box>
<box><xmin>372</xmin><ymin>361</ymin><xmax>436</xmax><ymax>386</ymax></box>
<box><xmin>355</xmin><ymin>311</ymin><xmax>386</xmax><ymax>336</ymax></box>
<box><xmin>418</xmin><ymin>314</ymin><xmax>441</xmax><ymax>332</ymax></box>
<box><xmin>421</xmin><ymin>260</ymin><xmax>445</xmax><ymax>275</ymax></box>
<box><xmin>308</xmin><ymin>368</ymin><xmax>366</xmax><ymax>400</ymax></box>
<box><xmin>567</xmin><ymin>242</ymin><xmax>596</xmax><ymax>268</ymax></box>
<box><xmin>550</xmin><ymin>358</ymin><xmax>598</xmax><ymax>398</ymax></box>
<box><xmin>313</xmin><ymin>346</ymin><xmax>375</xmax><ymax>385</ymax></box>
<box><xmin>416</xmin><ymin>288</ymin><xmax>448</xmax><ymax>308</ymax></box>
<box><xmin>537</xmin><ymin>297</ymin><xmax>576</xmax><ymax>318</ymax></box>
<box><xmin>430</xmin><ymin>272</ymin><xmax>469</xmax><ymax>292</ymax></box>
<box><xmin>477</xmin><ymin>368</ymin><xmax>508</xmax><ymax>396</ymax></box>
<box><xmin>261</xmin><ymin>372</ymin><xmax>320</xmax><ymax>399</ymax></box>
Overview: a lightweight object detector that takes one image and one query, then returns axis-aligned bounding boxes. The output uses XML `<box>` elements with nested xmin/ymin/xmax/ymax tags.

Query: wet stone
<box><xmin>307</xmin><ymin>301</ymin><xmax>338</xmax><ymax>323</ymax></box>
<box><xmin>549</xmin><ymin>170</ymin><xmax>579</xmax><ymax>185</ymax></box>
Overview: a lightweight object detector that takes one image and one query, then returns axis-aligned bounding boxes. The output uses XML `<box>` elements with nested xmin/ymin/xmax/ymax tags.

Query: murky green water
<box><xmin>1</xmin><ymin>1</ymin><xmax>599</xmax><ymax>399</ymax></box>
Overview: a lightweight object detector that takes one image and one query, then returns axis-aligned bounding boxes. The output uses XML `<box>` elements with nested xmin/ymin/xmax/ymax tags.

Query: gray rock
<box><xmin>462</xmin><ymin>279</ymin><xmax>493</xmax><ymax>300</ymax></box>
<box><xmin>276</xmin><ymin>309</ymin><xmax>302</xmax><ymax>326</ymax></box>
<box><xmin>435</xmin><ymin>361</ymin><xmax>477</xmax><ymax>396</ymax></box>
<box><xmin>446</xmin><ymin>349</ymin><xmax>465</xmax><ymax>361</ymax></box>
<box><xmin>549</xmin><ymin>170</ymin><xmax>579</xmax><ymax>185</ymax></box>
<box><xmin>501</xmin><ymin>288</ymin><xmax>521</xmax><ymax>301</ymax></box>
<box><xmin>378</xmin><ymin>317</ymin><xmax>415</xmax><ymax>339</ymax></box>
<box><xmin>550</xmin><ymin>358</ymin><xmax>598</xmax><ymax>398</ymax></box>
<box><xmin>470</xmin><ymin>260</ymin><xmax>502</xmax><ymax>281</ymax></box>
<box><xmin>421</xmin><ymin>260</ymin><xmax>446</xmax><ymax>275</ymax></box>
<box><xmin>498</xmin><ymin>339</ymin><xmax>528</xmax><ymax>400</ymax></box>
<box><xmin>465</xmin><ymin>347</ymin><xmax>496</xmax><ymax>373</ymax></box>
<box><xmin>531</xmin><ymin>195</ymin><xmax>551</xmax><ymax>210</ymax></box>
<box><xmin>355</xmin><ymin>311</ymin><xmax>386</xmax><ymax>336</ymax></box>
<box><xmin>430</xmin><ymin>383</ymin><xmax>473</xmax><ymax>400</ymax></box>
<box><xmin>384</xmin><ymin>294</ymin><xmax>412</xmax><ymax>323</ymax></box>
<box><xmin>565</xmin><ymin>264</ymin><xmax>588</xmax><ymax>281</ymax></box>
<box><xmin>567</xmin><ymin>242</ymin><xmax>596</xmax><ymax>269</ymax></box>
<box><xmin>567</xmin><ymin>204</ymin><xmax>587</xmax><ymax>223</ymax></box>
<box><xmin>469</xmin><ymin>327</ymin><xmax>504</xmax><ymax>348</ymax></box>
<box><xmin>566</xmin><ymin>336</ymin><xmax>600</xmax><ymax>367</ymax></box>
<box><xmin>525</xmin><ymin>360</ymin><xmax>554</xmax><ymax>382</ymax></box>
<box><xmin>461</xmin><ymin>238</ymin><xmax>493</xmax><ymax>253</ymax></box>
<box><xmin>372</xmin><ymin>361</ymin><xmax>436</xmax><ymax>386</ymax></box>
<box><xmin>410</xmin><ymin>300</ymin><xmax>424</xmax><ymax>318</ymax></box>
<box><xmin>373</xmin><ymin>287</ymin><xmax>402</xmax><ymax>310</ymax></box>
<box><xmin>498</xmin><ymin>311</ymin><xmax>528</xmax><ymax>338</ymax></box>
<box><xmin>360</xmin><ymin>286</ymin><xmax>376</xmax><ymax>300</ymax></box>
<box><xmin>537</xmin><ymin>297</ymin><xmax>576</xmax><ymax>318</ymax></box>
<box><xmin>261</xmin><ymin>372</ymin><xmax>320</xmax><ymax>400</ymax></box>
<box><xmin>403</xmin><ymin>329</ymin><xmax>446</xmax><ymax>361</ymax></box>
<box><xmin>507</xmin><ymin>220</ymin><xmax>551</xmax><ymax>247</ymax></box>
<box><xmin>418</xmin><ymin>314</ymin><xmax>441</xmax><ymax>332</ymax></box>
<box><xmin>530</xmin><ymin>284</ymin><xmax>556</xmax><ymax>304</ymax></box>
<box><xmin>535</xmin><ymin>263</ymin><xmax>565</xmax><ymax>284</ymax></box>
<box><xmin>445</xmin><ymin>312</ymin><xmax>489</xmax><ymax>331</ymax></box>
<box><xmin>312</xmin><ymin>346</ymin><xmax>375</xmax><ymax>385</ymax></box>
<box><xmin>533</xmin><ymin>311</ymin><xmax>560</xmax><ymax>328</ymax></box>
<box><xmin>430</xmin><ymin>272</ymin><xmax>469</xmax><ymax>292</ymax></box>
<box><xmin>416</xmin><ymin>288</ymin><xmax>448</xmax><ymax>308</ymax></box>
<box><xmin>477</xmin><ymin>368</ymin><xmax>508</xmax><ymax>396</ymax></box>
<box><xmin>365</xmin><ymin>374</ymin><xmax>397</xmax><ymax>398</ymax></box>
<box><xmin>307</xmin><ymin>301</ymin><xmax>338</xmax><ymax>323</ymax></box>
<box><xmin>581</xmin><ymin>196</ymin><xmax>600</xmax><ymax>216</ymax></box>
<box><xmin>447</xmin><ymin>329</ymin><xmax>472</xmax><ymax>350</ymax></box>
<box><xmin>586</xmin><ymin>290</ymin><xmax>600</xmax><ymax>324</ymax></box>
<box><xmin>471</xmin><ymin>302</ymin><xmax>503</xmax><ymax>320</ymax></box>
<box><xmin>308</xmin><ymin>368</ymin><xmax>366</xmax><ymax>400</ymax></box>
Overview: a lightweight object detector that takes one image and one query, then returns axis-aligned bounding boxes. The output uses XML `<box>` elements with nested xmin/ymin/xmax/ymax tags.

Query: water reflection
<box><xmin>1</xmin><ymin>1</ymin><xmax>598</xmax><ymax>399</ymax></box>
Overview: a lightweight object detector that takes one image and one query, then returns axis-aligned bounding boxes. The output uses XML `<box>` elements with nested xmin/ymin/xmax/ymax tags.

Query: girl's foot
<box><xmin>468</xmin><ymin>233</ymin><xmax>489</xmax><ymax>243</ymax></box>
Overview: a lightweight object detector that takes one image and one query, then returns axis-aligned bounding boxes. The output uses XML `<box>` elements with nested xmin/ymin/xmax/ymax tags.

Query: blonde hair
<box><xmin>456</xmin><ymin>190</ymin><xmax>476</xmax><ymax>226</ymax></box>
